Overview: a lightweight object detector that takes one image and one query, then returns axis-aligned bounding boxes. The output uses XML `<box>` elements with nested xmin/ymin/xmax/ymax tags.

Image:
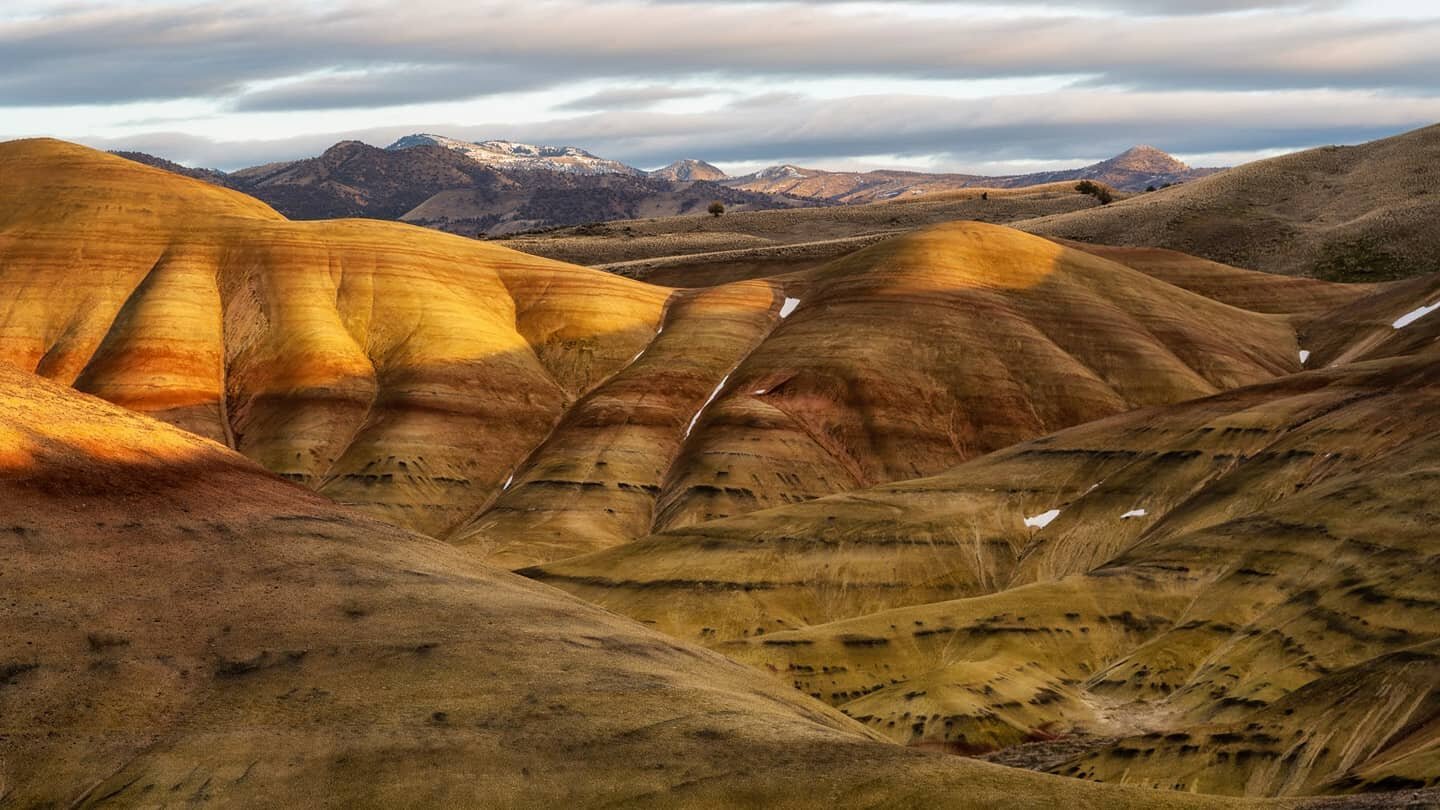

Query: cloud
<box><xmin>65</xmin><ymin>88</ymin><xmax>1440</xmax><ymax>172</ymax></box>
<box><xmin>2</xmin><ymin>0</ymin><xmax>1438</xmax><ymax>111</ymax></box>
<box><xmin>555</xmin><ymin>85</ymin><xmax>720</xmax><ymax>111</ymax></box>
<box><xmin>230</xmin><ymin>65</ymin><xmax>564</xmax><ymax>112</ymax></box>
<box><xmin>650</xmin><ymin>0</ymin><xmax>1339</xmax><ymax>12</ymax></box>
<box><xmin>7</xmin><ymin>0</ymin><xmax>1436</xmax><ymax>174</ymax></box>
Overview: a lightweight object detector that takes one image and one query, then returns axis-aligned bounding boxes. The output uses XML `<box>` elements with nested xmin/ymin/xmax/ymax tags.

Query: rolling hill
<box><xmin>0</xmin><ymin>139</ymin><xmax>1314</xmax><ymax>569</ymax></box>
<box><xmin>0</xmin><ymin>362</ymin><xmax>1259</xmax><ymax>809</ymax></box>
<box><xmin>497</xmin><ymin>183</ymin><xmax>1109</xmax><ymax>283</ymax></box>
<box><xmin>5</xmin><ymin>135</ymin><xmax>1439</xmax><ymax>805</ymax></box>
<box><xmin>1021</xmin><ymin>123</ymin><xmax>1440</xmax><ymax>281</ymax></box>
<box><xmin>523</xmin><ymin>285</ymin><xmax>1440</xmax><ymax>800</ymax></box>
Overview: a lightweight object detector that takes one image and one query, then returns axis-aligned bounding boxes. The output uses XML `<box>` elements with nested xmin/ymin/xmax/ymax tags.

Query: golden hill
<box><xmin>0</xmin><ymin>139</ymin><xmax>1318</xmax><ymax>568</ymax></box>
<box><xmin>0</xmin><ymin>364</ymin><xmax>1262</xmax><ymax>808</ymax></box>
<box><xmin>1021</xmin><ymin>123</ymin><xmax>1440</xmax><ymax>282</ymax></box>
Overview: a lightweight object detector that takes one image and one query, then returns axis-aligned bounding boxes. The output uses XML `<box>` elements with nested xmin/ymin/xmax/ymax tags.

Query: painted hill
<box><xmin>1021</xmin><ymin>123</ymin><xmax>1440</xmax><ymax>281</ymax></box>
<box><xmin>0</xmin><ymin>139</ymin><xmax>1313</xmax><ymax>570</ymax></box>
<box><xmin>0</xmin><ymin>363</ymin><xmax>1255</xmax><ymax>809</ymax></box>
<box><xmin>6</xmin><ymin>136</ymin><xmax>1438</xmax><ymax>805</ymax></box>
<box><xmin>523</xmin><ymin>285</ymin><xmax>1440</xmax><ymax>800</ymax></box>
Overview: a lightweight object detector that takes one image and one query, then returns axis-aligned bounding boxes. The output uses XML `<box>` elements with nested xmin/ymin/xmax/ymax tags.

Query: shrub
<box><xmin>1075</xmin><ymin>180</ymin><xmax>1114</xmax><ymax>205</ymax></box>
<box><xmin>708</xmin><ymin>201</ymin><xmax>726</xmax><ymax>217</ymax></box>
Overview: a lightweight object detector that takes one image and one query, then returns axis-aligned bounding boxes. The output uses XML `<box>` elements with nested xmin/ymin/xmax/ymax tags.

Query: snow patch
<box><xmin>1120</xmin><ymin>508</ymin><xmax>1148</xmax><ymax>519</ymax></box>
<box><xmin>779</xmin><ymin>297</ymin><xmax>801</xmax><ymax>319</ymax></box>
<box><xmin>685</xmin><ymin>373</ymin><xmax>731</xmax><ymax>438</ymax></box>
<box><xmin>386</xmin><ymin>133</ymin><xmax>639</xmax><ymax>176</ymax></box>
<box><xmin>502</xmin><ymin>473</ymin><xmax>515</xmax><ymax>491</ymax></box>
<box><xmin>1393</xmin><ymin>301</ymin><xmax>1440</xmax><ymax>329</ymax></box>
<box><xmin>1024</xmin><ymin>509</ymin><xmax>1062</xmax><ymax>529</ymax></box>
<box><xmin>1298</xmin><ymin>349</ymin><xmax>1310</xmax><ymax>364</ymax></box>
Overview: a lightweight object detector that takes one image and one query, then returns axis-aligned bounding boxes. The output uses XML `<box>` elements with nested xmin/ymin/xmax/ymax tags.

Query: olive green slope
<box><xmin>527</xmin><ymin>351</ymin><xmax>1433</xmax><ymax>642</ymax></box>
<box><xmin>1299</xmin><ymin>272</ymin><xmax>1440</xmax><ymax>368</ymax></box>
<box><xmin>546</xmin><ymin>354</ymin><xmax>1440</xmax><ymax>799</ymax></box>
<box><xmin>0</xmin><ymin>364</ymin><xmax>1265</xmax><ymax>809</ymax></box>
<box><xmin>1050</xmin><ymin>239</ymin><xmax>1379</xmax><ymax>320</ymax></box>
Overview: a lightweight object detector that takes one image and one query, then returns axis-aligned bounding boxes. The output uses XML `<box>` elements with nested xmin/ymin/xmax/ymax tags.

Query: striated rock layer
<box><xmin>530</xmin><ymin>344</ymin><xmax>1440</xmax><ymax>798</ymax></box>
<box><xmin>0</xmin><ymin>364</ymin><xmax>1257</xmax><ymax>808</ymax></box>
<box><xmin>0</xmin><ymin>139</ymin><xmax>1327</xmax><ymax>567</ymax></box>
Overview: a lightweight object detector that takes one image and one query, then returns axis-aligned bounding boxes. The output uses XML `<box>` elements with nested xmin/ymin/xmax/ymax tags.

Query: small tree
<box><xmin>1075</xmin><ymin>180</ymin><xmax>1114</xmax><ymax>205</ymax></box>
<box><xmin>708</xmin><ymin>201</ymin><xmax>726</xmax><ymax>217</ymax></box>
<box><xmin>1145</xmin><ymin>185</ymin><xmax>1157</xmax><ymax>193</ymax></box>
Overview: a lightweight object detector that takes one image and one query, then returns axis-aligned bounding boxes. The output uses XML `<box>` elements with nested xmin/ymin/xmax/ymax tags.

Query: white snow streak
<box><xmin>779</xmin><ymin>297</ymin><xmax>801</xmax><ymax>318</ymax></box>
<box><xmin>685</xmin><ymin>373</ymin><xmax>731</xmax><ymax>439</ymax></box>
<box><xmin>1024</xmin><ymin>509</ymin><xmax>1062</xmax><ymax>529</ymax></box>
<box><xmin>502</xmin><ymin>473</ymin><xmax>515</xmax><ymax>491</ymax></box>
<box><xmin>1298</xmin><ymin>350</ymin><xmax>1311</xmax><ymax>364</ymax></box>
<box><xmin>1120</xmin><ymin>508</ymin><xmax>1148</xmax><ymax>519</ymax></box>
<box><xmin>1393</xmin><ymin>301</ymin><xmax>1440</xmax><ymax>329</ymax></box>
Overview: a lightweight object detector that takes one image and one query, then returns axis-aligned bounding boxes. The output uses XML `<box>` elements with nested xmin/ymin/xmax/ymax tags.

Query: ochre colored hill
<box><xmin>0</xmin><ymin>364</ymin><xmax>1261</xmax><ymax>808</ymax></box>
<box><xmin>0</xmin><ymin>139</ymin><xmax>1313</xmax><ymax>568</ymax></box>
<box><xmin>1022</xmin><ymin>124</ymin><xmax>1440</xmax><ymax>281</ymax></box>
<box><xmin>633</xmin><ymin>222</ymin><xmax>1299</xmax><ymax>536</ymax></box>
<box><xmin>0</xmin><ymin>139</ymin><xmax>672</xmax><ymax>540</ymax></box>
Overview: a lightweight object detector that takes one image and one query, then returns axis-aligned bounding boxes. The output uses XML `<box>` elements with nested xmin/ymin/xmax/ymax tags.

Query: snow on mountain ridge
<box><xmin>387</xmin><ymin>133</ymin><xmax>641</xmax><ymax>177</ymax></box>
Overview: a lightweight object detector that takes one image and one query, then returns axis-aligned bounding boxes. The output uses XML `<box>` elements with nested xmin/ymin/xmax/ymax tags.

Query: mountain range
<box><xmin>114</xmin><ymin>135</ymin><xmax>1215</xmax><ymax>236</ymax></box>
<box><xmin>725</xmin><ymin>146</ymin><xmax>1218</xmax><ymax>203</ymax></box>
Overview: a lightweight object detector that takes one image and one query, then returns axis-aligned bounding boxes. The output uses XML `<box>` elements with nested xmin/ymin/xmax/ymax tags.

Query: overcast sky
<box><xmin>2</xmin><ymin>0</ymin><xmax>1438</xmax><ymax>173</ymax></box>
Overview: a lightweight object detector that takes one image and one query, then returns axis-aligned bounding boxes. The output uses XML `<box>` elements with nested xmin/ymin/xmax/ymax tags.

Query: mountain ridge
<box><xmin>111</xmin><ymin>138</ymin><xmax>1216</xmax><ymax>234</ymax></box>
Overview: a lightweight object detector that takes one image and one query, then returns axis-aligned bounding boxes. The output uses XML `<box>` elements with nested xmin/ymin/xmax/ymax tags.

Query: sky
<box><xmin>2</xmin><ymin>0</ymin><xmax>1439</xmax><ymax>173</ymax></box>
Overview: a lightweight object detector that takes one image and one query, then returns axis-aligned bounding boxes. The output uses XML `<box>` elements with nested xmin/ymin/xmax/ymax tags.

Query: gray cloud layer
<box><xmin>4</xmin><ymin>1</ymin><xmax>1438</xmax><ymax>172</ymax></box>
<box><xmin>555</xmin><ymin>85</ymin><xmax>720</xmax><ymax>112</ymax></box>
<box><xmin>3</xmin><ymin>1</ymin><xmax>1439</xmax><ymax>111</ymax></box>
<box><xmin>76</xmin><ymin>88</ymin><xmax>1440</xmax><ymax>171</ymax></box>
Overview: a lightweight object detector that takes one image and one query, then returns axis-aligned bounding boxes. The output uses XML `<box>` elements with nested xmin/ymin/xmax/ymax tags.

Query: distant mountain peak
<box><xmin>755</xmin><ymin>164</ymin><xmax>810</xmax><ymax>181</ymax></box>
<box><xmin>1100</xmin><ymin>145</ymin><xmax>1191</xmax><ymax>174</ymax></box>
<box><xmin>649</xmin><ymin>159</ymin><xmax>727</xmax><ymax>182</ymax></box>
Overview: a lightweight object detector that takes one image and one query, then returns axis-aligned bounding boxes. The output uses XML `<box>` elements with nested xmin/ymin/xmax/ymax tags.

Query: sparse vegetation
<box><xmin>1075</xmin><ymin>180</ymin><xmax>1114</xmax><ymax>205</ymax></box>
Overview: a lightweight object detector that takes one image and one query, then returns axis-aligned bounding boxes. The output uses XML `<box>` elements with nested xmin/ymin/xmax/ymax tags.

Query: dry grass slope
<box><xmin>529</xmin><ymin>344</ymin><xmax>1440</xmax><ymax>800</ymax></box>
<box><xmin>1022</xmin><ymin>124</ymin><xmax>1440</xmax><ymax>282</ymax></box>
